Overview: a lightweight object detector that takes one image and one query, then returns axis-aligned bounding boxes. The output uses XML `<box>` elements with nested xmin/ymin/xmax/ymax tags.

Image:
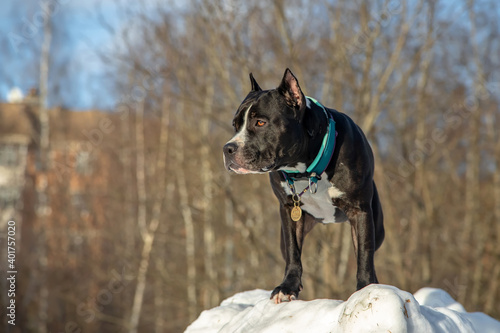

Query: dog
<box><xmin>223</xmin><ymin>69</ymin><xmax>384</xmax><ymax>304</ymax></box>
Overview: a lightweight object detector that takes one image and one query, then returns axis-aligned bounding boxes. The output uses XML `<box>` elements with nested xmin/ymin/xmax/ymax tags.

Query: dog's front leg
<box><xmin>271</xmin><ymin>205</ymin><xmax>304</xmax><ymax>304</ymax></box>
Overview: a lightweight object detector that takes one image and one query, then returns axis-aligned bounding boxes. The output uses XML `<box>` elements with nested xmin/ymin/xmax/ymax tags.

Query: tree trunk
<box><xmin>200</xmin><ymin>67</ymin><xmax>219</xmax><ymax>309</ymax></box>
<box><xmin>414</xmin><ymin>0</ymin><xmax>435</xmax><ymax>284</ymax></box>
<box><xmin>36</xmin><ymin>3</ymin><xmax>52</xmax><ymax>332</ymax></box>
<box><xmin>128</xmin><ymin>232</ymin><xmax>154</xmax><ymax>333</ymax></box>
<box><xmin>128</xmin><ymin>99</ymin><xmax>147</xmax><ymax>333</ymax></box>
<box><xmin>176</xmin><ymin>99</ymin><xmax>198</xmax><ymax>322</ymax></box>
<box><xmin>336</xmin><ymin>223</ymin><xmax>351</xmax><ymax>286</ymax></box>
<box><xmin>119</xmin><ymin>100</ymin><xmax>136</xmax><ymax>259</ymax></box>
<box><xmin>128</xmin><ymin>95</ymin><xmax>171</xmax><ymax>332</ymax></box>
<box><xmin>362</xmin><ymin>1</ymin><xmax>410</xmax><ymax>136</ymax></box>
<box><xmin>223</xmin><ymin>174</ymin><xmax>235</xmax><ymax>292</ymax></box>
<box><xmin>273</xmin><ymin>0</ymin><xmax>294</xmax><ymax>62</ymax></box>
<box><xmin>462</xmin><ymin>0</ymin><xmax>484</xmax><ymax>305</ymax></box>
<box><xmin>356</xmin><ymin>2</ymin><xmax>376</xmax><ymax>115</ymax></box>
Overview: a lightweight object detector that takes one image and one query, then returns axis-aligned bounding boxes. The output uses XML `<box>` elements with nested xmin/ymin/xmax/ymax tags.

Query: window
<box><xmin>0</xmin><ymin>187</ymin><xmax>20</xmax><ymax>209</ymax></box>
<box><xmin>0</xmin><ymin>144</ymin><xmax>20</xmax><ymax>167</ymax></box>
<box><xmin>71</xmin><ymin>192</ymin><xmax>90</xmax><ymax>218</ymax></box>
<box><xmin>75</xmin><ymin>151</ymin><xmax>93</xmax><ymax>175</ymax></box>
<box><xmin>36</xmin><ymin>190</ymin><xmax>51</xmax><ymax>216</ymax></box>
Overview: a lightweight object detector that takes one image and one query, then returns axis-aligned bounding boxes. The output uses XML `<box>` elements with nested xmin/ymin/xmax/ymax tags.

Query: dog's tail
<box><xmin>372</xmin><ymin>181</ymin><xmax>385</xmax><ymax>251</ymax></box>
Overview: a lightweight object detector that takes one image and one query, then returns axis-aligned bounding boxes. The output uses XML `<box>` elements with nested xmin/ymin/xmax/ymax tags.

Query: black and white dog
<box><xmin>223</xmin><ymin>69</ymin><xmax>384</xmax><ymax>303</ymax></box>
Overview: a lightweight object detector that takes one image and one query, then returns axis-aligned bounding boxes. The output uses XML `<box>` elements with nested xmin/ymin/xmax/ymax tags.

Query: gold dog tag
<box><xmin>291</xmin><ymin>194</ymin><xmax>302</xmax><ymax>221</ymax></box>
<box><xmin>291</xmin><ymin>205</ymin><xmax>302</xmax><ymax>221</ymax></box>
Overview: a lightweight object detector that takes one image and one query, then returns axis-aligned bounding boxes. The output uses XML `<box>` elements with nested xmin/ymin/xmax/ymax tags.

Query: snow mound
<box><xmin>185</xmin><ymin>284</ymin><xmax>500</xmax><ymax>333</ymax></box>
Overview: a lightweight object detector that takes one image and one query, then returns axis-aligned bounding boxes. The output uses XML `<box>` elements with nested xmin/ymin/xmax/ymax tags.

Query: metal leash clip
<box><xmin>309</xmin><ymin>172</ymin><xmax>319</xmax><ymax>194</ymax></box>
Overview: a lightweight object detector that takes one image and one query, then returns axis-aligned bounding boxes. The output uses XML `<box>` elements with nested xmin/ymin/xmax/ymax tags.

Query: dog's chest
<box><xmin>281</xmin><ymin>177</ymin><xmax>347</xmax><ymax>223</ymax></box>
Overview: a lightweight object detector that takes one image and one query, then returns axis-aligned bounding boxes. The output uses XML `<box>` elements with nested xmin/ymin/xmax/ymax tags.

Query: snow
<box><xmin>185</xmin><ymin>284</ymin><xmax>500</xmax><ymax>333</ymax></box>
<box><xmin>7</xmin><ymin>87</ymin><xmax>24</xmax><ymax>103</ymax></box>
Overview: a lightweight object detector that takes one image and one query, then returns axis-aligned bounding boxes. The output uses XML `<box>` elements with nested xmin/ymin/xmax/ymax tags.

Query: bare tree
<box><xmin>34</xmin><ymin>2</ymin><xmax>53</xmax><ymax>332</ymax></box>
<box><xmin>461</xmin><ymin>0</ymin><xmax>484</xmax><ymax>305</ymax></box>
<box><xmin>128</xmin><ymin>93</ymin><xmax>170</xmax><ymax>332</ymax></box>
<box><xmin>175</xmin><ymin>97</ymin><xmax>198</xmax><ymax>322</ymax></box>
<box><xmin>7</xmin><ymin>1</ymin><xmax>500</xmax><ymax>331</ymax></box>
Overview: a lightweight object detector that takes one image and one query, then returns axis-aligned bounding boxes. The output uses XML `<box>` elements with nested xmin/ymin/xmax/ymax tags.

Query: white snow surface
<box><xmin>185</xmin><ymin>284</ymin><xmax>500</xmax><ymax>333</ymax></box>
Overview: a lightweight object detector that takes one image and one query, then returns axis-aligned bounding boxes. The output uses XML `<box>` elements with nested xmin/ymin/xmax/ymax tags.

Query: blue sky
<box><xmin>0</xmin><ymin>0</ymin><xmax>129</xmax><ymax>110</ymax></box>
<box><xmin>0</xmin><ymin>0</ymin><xmax>188</xmax><ymax>110</ymax></box>
<box><xmin>1</xmin><ymin>0</ymin><xmax>497</xmax><ymax>110</ymax></box>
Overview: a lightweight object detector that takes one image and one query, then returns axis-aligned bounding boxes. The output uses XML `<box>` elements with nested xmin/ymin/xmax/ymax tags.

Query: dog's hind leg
<box><xmin>347</xmin><ymin>202</ymin><xmax>379</xmax><ymax>290</ymax></box>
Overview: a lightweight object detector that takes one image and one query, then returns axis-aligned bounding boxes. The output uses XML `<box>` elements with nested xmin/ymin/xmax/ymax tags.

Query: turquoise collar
<box><xmin>281</xmin><ymin>97</ymin><xmax>337</xmax><ymax>193</ymax></box>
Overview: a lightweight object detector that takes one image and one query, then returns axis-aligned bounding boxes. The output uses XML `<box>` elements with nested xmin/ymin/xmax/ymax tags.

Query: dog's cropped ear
<box><xmin>249</xmin><ymin>73</ymin><xmax>262</xmax><ymax>92</ymax></box>
<box><xmin>278</xmin><ymin>68</ymin><xmax>306</xmax><ymax>113</ymax></box>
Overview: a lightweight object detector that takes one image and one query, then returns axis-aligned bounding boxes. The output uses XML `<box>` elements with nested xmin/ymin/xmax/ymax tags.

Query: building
<box><xmin>0</xmin><ymin>97</ymin><xmax>121</xmax><ymax>252</ymax></box>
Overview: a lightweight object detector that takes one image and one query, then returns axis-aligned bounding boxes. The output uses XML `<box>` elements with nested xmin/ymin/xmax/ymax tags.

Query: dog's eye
<box><xmin>255</xmin><ymin>120</ymin><xmax>266</xmax><ymax>127</ymax></box>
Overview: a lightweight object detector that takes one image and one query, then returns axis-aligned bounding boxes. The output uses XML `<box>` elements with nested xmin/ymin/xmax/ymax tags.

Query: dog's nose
<box><xmin>223</xmin><ymin>142</ymin><xmax>238</xmax><ymax>155</ymax></box>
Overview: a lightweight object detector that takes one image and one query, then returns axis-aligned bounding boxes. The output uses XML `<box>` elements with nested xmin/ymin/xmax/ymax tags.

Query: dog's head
<box><xmin>223</xmin><ymin>69</ymin><xmax>308</xmax><ymax>174</ymax></box>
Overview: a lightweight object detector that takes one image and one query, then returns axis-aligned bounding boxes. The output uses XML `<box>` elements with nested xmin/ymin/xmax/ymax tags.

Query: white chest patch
<box><xmin>281</xmin><ymin>175</ymin><xmax>347</xmax><ymax>224</ymax></box>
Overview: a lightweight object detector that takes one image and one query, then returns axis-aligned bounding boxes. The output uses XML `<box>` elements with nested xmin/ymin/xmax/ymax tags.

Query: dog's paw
<box><xmin>270</xmin><ymin>283</ymin><xmax>303</xmax><ymax>304</ymax></box>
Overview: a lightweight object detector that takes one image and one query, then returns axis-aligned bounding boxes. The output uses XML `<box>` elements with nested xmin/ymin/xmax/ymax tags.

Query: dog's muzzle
<box><xmin>223</xmin><ymin>142</ymin><xmax>275</xmax><ymax>174</ymax></box>
<box><xmin>223</xmin><ymin>142</ymin><xmax>244</xmax><ymax>173</ymax></box>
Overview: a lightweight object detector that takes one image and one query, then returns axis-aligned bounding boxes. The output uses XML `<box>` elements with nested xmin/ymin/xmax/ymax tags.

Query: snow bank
<box><xmin>185</xmin><ymin>284</ymin><xmax>500</xmax><ymax>333</ymax></box>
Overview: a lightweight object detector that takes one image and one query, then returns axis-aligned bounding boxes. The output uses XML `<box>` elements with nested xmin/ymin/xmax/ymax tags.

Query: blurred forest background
<box><xmin>1</xmin><ymin>0</ymin><xmax>499</xmax><ymax>332</ymax></box>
